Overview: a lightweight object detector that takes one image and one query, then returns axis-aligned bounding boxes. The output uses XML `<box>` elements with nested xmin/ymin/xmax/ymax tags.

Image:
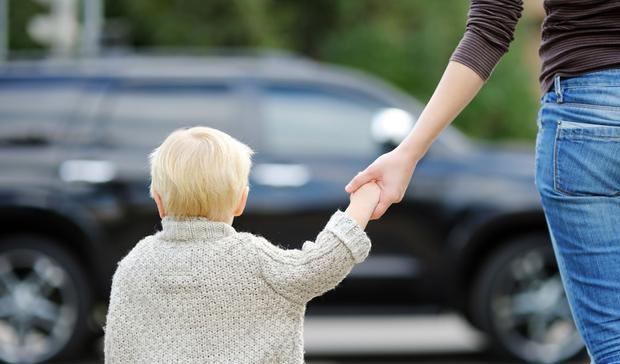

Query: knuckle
<box><xmin>386</xmin><ymin>192</ymin><xmax>400</xmax><ymax>202</ymax></box>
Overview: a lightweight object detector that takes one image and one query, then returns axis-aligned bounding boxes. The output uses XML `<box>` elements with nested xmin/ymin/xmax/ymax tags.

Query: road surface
<box><xmin>57</xmin><ymin>314</ymin><xmax>587</xmax><ymax>364</ymax></box>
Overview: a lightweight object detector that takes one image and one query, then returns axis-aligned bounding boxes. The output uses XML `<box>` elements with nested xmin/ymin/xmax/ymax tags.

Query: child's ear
<box><xmin>152</xmin><ymin>189</ymin><xmax>167</xmax><ymax>218</ymax></box>
<box><xmin>234</xmin><ymin>186</ymin><xmax>249</xmax><ymax>217</ymax></box>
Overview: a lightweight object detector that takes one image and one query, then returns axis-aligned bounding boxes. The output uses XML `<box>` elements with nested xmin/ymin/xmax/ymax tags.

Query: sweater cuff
<box><xmin>325</xmin><ymin>210</ymin><xmax>371</xmax><ymax>264</ymax></box>
<box><xmin>450</xmin><ymin>30</ymin><xmax>507</xmax><ymax>81</ymax></box>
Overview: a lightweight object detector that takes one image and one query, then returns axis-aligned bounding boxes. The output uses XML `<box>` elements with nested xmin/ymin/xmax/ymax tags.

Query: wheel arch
<box><xmin>0</xmin><ymin>205</ymin><xmax>106</xmax><ymax>299</ymax></box>
<box><xmin>452</xmin><ymin>211</ymin><xmax>586</xmax><ymax>362</ymax></box>
<box><xmin>450</xmin><ymin>209</ymin><xmax>550</xmax><ymax>307</ymax></box>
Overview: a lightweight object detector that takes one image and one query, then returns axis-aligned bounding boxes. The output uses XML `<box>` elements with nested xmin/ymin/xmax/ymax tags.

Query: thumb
<box><xmin>345</xmin><ymin>168</ymin><xmax>376</xmax><ymax>193</ymax></box>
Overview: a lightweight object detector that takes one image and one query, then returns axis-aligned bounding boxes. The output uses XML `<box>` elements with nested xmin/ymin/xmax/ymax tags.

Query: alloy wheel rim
<box><xmin>490</xmin><ymin>246</ymin><xmax>584</xmax><ymax>363</ymax></box>
<box><xmin>0</xmin><ymin>249</ymin><xmax>78</xmax><ymax>363</ymax></box>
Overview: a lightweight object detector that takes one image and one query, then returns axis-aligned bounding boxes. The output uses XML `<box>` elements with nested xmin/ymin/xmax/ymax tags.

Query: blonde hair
<box><xmin>149</xmin><ymin>127</ymin><xmax>254</xmax><ymax>221</ymax></box>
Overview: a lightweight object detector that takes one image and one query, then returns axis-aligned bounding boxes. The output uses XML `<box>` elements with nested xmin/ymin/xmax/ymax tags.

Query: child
<box><xmin>104</xmin><ymin>126</ymin><xmax>379</xmax><ymax>363</ymax></box>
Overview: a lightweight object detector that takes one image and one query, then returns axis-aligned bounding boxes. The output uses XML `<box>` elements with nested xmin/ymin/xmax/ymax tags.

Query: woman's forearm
<box><xmin>346</xmin><ymin>2</ymin><xmax>520</xmax><ymax>220</ymax></box>
<box><xmin>345</xmin><ymin>61</ymin><xmax>487</xmax><ymax>219</ymax></box>
<box><xmin>398</xmin><ymin>61</ymin><xmax>485</xmax><ymax>162</ymax></box>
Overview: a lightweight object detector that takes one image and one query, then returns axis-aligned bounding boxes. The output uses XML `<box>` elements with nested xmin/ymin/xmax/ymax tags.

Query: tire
<box><xmin>0</xmin><ymin>234</ymin><xmax>93</xmax><ymax>364</ymax></box>
<box><xmin>471</xmin><ymin>234</ymin><xmax>586</xmax><ymax>364</ymax></box>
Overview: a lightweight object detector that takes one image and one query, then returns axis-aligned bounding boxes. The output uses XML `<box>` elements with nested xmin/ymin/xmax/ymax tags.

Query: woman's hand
<box><xmin>345</xmin><ymin>147</ymin><xmax>417</xmax><ymax>220</ymax></box>
<box><xmin>346</xmin><ymin>62</ymin><xmax>485</xmax><ymax>220</ymax></box>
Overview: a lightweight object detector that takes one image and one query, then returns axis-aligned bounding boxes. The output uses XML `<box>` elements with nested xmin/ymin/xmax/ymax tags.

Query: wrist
<box><xmin>395</xmin><ymin>141</ymin><xmax>425</xmax><ymax>166</ymax></box>
<box><xmin>344</xmin><ymin>204</ymin><xmax>372</xmax><ymax>230</ymax></box>
<box><xmin>397</xmin><ymin>118</ymin><xmax>436</xmax><ymax>163</ymax></box>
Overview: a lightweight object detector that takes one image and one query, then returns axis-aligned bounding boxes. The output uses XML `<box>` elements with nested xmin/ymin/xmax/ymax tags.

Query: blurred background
<box><xmin>0</xmin><ymin>0</ymin><xmax>589</xmax><ymax>363</ymax></box>
<box><xmin>4</xmin><ymin>0</ymin><xmax>547</xmax><ymax>142</ymax></box>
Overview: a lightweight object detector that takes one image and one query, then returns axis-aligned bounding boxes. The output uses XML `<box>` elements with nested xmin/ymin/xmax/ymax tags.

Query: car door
<box><xmin>80</xmin><ymin>80</ymin><xmax>246</xmax><ymax>276</ymax></box>
<box><xmin>234</xmin><ymin>82</ymin><xmax>433</xmax><ymax>308</ymax></box>
<box><xmin>243</xmin><ymin>83</ymin><xmax>383</xmax><ymax>214</ymax></box>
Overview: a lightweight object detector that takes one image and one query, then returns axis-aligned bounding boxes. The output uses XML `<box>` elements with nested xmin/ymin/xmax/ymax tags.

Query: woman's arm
<box><xmin>346</xmin><ymin>62</ymin><xmax>484</xmax><ymax>218</ymax></box>
<box><xmin>346</xmin><ymin>0</ymin><xmax>523</xmax><ymax>219</ymax></box>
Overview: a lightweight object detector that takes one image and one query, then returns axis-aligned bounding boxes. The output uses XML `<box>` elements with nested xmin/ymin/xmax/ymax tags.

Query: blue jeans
<box><xmin>536</xmin><ymin>69</ymin><xmax>620</xmax><ymax>364</ymax></box>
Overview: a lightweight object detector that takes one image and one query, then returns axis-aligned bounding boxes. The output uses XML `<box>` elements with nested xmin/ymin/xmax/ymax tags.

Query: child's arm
<box><xmin>249</xmin><ymin>182</ymin><xmax>380</xmax><ymax>305</ymax></box>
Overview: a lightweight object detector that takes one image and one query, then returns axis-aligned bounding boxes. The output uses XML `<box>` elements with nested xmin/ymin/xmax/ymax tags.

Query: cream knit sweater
<box><xmin>104</xmin><ymin>210</ymin><xmax>371</xmax><ymax>364</ymax></box>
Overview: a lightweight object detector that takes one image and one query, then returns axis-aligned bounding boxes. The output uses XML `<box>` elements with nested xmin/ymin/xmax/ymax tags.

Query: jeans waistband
<box><xmin>545</xmin><ymin>68</ymin><xmax>620</xmax><ymax>105</ymax></box>
<box><xmin>553</xmin><ymin>68</ymin><xmax>620</xmax><ymax>91</ymax></box>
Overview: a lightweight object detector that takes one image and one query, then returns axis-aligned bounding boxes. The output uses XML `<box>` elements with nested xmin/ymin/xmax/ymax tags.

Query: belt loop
<box><xmin>554</xmin><ymin>75</ymin><xmax>563</xmax><ymax>103</ymax></box>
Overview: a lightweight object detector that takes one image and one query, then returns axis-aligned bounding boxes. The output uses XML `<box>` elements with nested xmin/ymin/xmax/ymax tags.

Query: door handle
<box><xmin>59</xmin><ymin>160</ymin><xmax>117</xmax><ymax>183</ymax></box>
<box><xmin>251</xmin><ymin>163</ymin><xmax>310</xmax><ymax>187</ymax></box>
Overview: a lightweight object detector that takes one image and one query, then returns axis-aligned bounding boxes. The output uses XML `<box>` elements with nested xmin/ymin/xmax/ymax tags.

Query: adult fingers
<box><xmin>345</xmin><ymin>167</ymin><xmax>376</xmax><ymax>193</ymax></box>
<box><xmin>370</xmin><ymin>200</ymin><xmax>391</xmax><ymax>220</ymax></box>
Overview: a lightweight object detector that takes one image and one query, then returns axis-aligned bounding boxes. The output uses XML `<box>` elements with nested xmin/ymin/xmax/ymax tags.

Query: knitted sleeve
<box><xmin>250</xmin><ymin>210</ymin><xmax>371</xmax><ymax>305</ymax></box>
<box><xmin>450</xmin><ymin>0</ymin><xmax>523</xmax><ymax>80</ymax></box>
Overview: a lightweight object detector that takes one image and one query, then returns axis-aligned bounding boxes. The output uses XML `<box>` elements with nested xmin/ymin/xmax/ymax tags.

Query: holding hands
<box><xmin>344</xmin><ymin>181</ymin><xmax>381</xmax><ymax>229</ymax></box>
<box><xmin>345</xmin><ymin>62</ymin><xmax>486</xmax><ymax>221</ymax></box>
<box><xmin>345</xmin><ymin>148</ymin><xmax>417</xmax><ymax>220</ymax></box>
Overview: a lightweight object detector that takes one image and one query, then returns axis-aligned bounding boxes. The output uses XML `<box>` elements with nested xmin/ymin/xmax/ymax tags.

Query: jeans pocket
<box><xmin>554</xmin><ymin>120</ymin><xmax>620</xmax><ymax>196</ymax></box>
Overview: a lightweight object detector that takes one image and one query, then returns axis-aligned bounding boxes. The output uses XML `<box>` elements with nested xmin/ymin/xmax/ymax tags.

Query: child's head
<box><xmin>149</xmin><ymin>127</ymin><xmax>254</xmax><ymax>222</ymax></box>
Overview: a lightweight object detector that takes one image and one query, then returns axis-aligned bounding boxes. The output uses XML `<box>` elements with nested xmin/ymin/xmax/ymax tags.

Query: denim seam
<box><xmin>559</xmin><ymin>102</ymin><xmax>620</xmax><ymax>113</ymax></box>
<box><xmin>562</xmin><ymin>84</ymin><xmax>620</xmax><ymax>89</ymax></box>
<box><xmin>562</xmin><ymin>136</ymin><xmax>620</xmax><ymax>141</ymax></box>
<box><xmin>553</xmin><ymin>121</ymin><xmax>560</xmax><ymax>192</ymax></box>
<box><xmin>558</xmin><ymin>120</ymin><xmax>620</xmax><ymax>130</ymax></box>
<box><xmin>555</xmin><ymin>75</ymin><xmax>563</xmax><ymax>103</ymax></box>
<box><xmin>558</xmin><ymin>121</ymin><xmax>620</xmax><ymax>141</ymax></box>
<box><xmin>553</xmin><ymin>121</ymin><xmax>620</xmax><ymax>197</ymax></box>
<box><xmin>548</xmin><ymin>243</ymin><xmax>595</xmax><ymax>358</ymax></box>
<box><xmin>594</xmin><ymin>353</ymin><xmax>620</xmax><ymax>364</ymax></box>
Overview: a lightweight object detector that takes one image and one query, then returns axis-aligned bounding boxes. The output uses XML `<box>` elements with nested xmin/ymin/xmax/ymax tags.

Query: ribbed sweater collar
<box><xmin>159</xmin><ymin>216</ymin><xmax>236</xmax><ymax>242</ymax></box>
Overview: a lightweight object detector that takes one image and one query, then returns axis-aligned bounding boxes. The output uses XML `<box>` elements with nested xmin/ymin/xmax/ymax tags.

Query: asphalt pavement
<box><xmin>57</xmin><ymin>314</ymin><xmax>588</xmax><ymax>364</ymax></box>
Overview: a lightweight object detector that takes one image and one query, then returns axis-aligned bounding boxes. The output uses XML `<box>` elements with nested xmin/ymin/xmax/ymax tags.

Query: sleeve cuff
<box><xmin>450</xmin><ymin>30</ymin><xmax>507</xmax><ymax>81</ymax></box>
<box><xmin>325</xmin><ymin>210</ymin><xmax>371</xmax><ymax>264</ymax></box>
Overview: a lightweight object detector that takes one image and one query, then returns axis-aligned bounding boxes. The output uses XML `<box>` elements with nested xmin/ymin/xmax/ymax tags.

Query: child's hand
<box><xmin>345</xmin><ymin>181</ymin><xmax>381</xmax><ymax>229</ymax></box>
<box><xmin>350</xmin><ymin>181</ymin><xmax>381</xmax><ymax>210</ymax></box>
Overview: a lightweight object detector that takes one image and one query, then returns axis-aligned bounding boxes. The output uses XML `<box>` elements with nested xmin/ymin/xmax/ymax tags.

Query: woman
<box><xmin>346</xmin><ymin>1</ymin><xmax>620</xmax><ymax>362</ymax></box>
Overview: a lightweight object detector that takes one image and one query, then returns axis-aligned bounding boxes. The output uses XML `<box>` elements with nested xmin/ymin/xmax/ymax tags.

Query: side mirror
<box><xmin>371</xmin><ymin>108</ymin><xmax>415</xmax><ymax>149</ymax></box>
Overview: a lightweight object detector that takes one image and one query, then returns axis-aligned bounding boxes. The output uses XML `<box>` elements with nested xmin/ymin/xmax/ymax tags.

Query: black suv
<box><xmin>0</xmin><ymin>55</ymin><xmax>584</xmax><ymax>363</ymax></box>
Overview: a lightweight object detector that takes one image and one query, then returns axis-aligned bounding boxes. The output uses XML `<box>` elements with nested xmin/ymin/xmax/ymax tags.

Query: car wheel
<box><xmin>471</xmin><ymin>234</ymin><xmax>585</xmax><ymax>363</ymax></box>
<box><xmin>0</xmin><ymin>234</ymin><xmax>93</xmax><ymax>364</ymax></box>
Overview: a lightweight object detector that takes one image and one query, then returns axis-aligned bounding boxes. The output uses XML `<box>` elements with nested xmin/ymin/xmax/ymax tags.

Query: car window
<box><xmin>260</xmin><ymin>85</ymin><xmax>389</xmax><ymax>158</ymax></box>
<box><xmin>101</xmin><ymin>83</ymin><xmax>238</xmax><ymax>149</ymax></box>
<box><xmin>0</xmin><ymin>78</ymin><xmax>81</xmax><ymax>146</ymax></box>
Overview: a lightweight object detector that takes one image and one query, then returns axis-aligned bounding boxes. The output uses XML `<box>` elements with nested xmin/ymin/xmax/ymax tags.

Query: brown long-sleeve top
<box><xmin>450</xmin><ymin>0</ymin><xmax>620</xmax><ymax>92</ymax></box>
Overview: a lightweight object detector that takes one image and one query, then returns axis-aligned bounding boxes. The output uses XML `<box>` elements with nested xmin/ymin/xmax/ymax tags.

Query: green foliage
<box><xmin>313</xmin><ymin>1</ymin><xmax>539</xmax><ymax>141</ymax></box>
<box><xmin>457</xmin><ymin>19</ymin><xmax>539</xmax><ymax>141</ymax></box>
<box><xmin>8</xmin><ymin>0</ymin><xmax>47</xmax><ymax>50</ymax></box>
<box><xmin>10</xmin><ymin>0</ymin><xmax>540</xmax><ymax>141</ymax></box>
<box><xmin>106</xmin><ymin>0</ymin><xmax>280</xmax><ymax>48</ymax></box>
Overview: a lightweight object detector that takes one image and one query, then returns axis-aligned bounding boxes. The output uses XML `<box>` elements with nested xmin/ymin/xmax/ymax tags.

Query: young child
<box><xmin>104</xmin><ymin>126</ymin><xmax>380</xmax><ymax>363</ymax></box>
